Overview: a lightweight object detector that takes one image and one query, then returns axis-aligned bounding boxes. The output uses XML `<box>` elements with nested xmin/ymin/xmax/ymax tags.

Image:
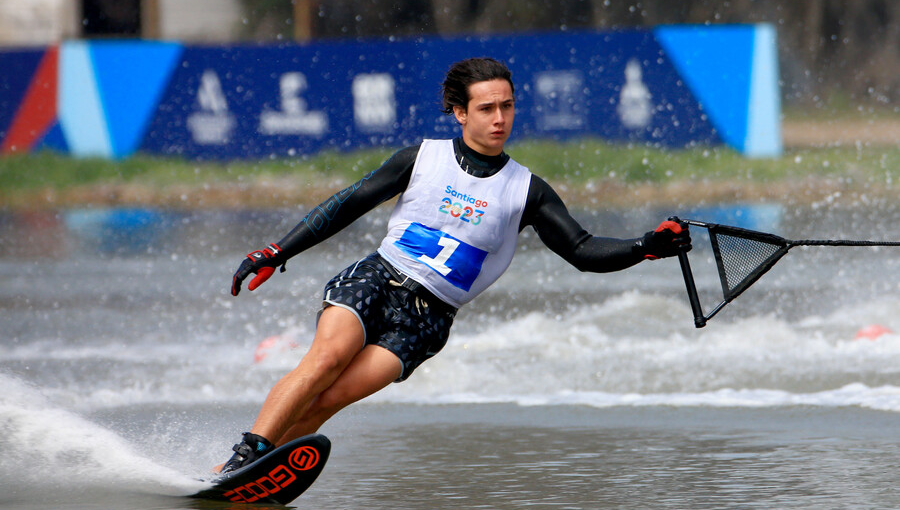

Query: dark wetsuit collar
<box><xmin>453</xmin><ymin>137</ymin><xmax>510</xmax><ymax>178</ymax></box>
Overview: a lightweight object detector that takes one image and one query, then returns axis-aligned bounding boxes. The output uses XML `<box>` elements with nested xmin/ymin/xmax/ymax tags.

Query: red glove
<box><xmin>637</xmin><ymin>219</ymin><xmax>691</xmax><ymax>260</ymax></box>
<box><xmin>231</xmin><ymin>243</ymin><xmax>286</xmax><ymax>296</ymax></box>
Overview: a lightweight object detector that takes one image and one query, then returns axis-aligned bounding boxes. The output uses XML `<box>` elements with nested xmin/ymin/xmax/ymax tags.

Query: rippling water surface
<box><xmin>3</xmin><ymin>203</ymin><xmax>900</xmax><ymax>509</ymax></box>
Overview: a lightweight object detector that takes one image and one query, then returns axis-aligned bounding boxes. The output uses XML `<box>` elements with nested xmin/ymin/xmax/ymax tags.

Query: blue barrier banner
<box><xmin>89</xmin><ymin>41</ymin><xmax>183</xmax><ymax>158</ymax></box>
<box><xmin>0</xmin><ymin>48</ymin><xmax>50</xmax><ymax>152</ymax></box>
<box><xmin>140</xmin><ymin>31</ymin><xmax>721</xmax><ymax>159</ymax></box>
<box><xmin>1</xmin><ymin>26</ymin><xmax>781</xmax><ymax>160</ymax></box>
<box><xmin>142</xmin><ymin>40</ymin><xmax>423</xmax><ymax>158</ymax></box>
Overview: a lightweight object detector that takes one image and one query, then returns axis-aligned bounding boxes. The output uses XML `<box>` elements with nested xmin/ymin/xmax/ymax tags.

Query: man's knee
<box><xmin>306</xmin><ymin>388</ymin><xmax>349</xmax><ymax>421</ymax></box>
<box><xmin>309</xmin><ymin>350</ymin><xmax>346</xmax><ymax>378</ymax></box>
<box><xmin>290</xmin><ymin>349</ymin><xmax>348</xmax><ymax>392</ymax></box>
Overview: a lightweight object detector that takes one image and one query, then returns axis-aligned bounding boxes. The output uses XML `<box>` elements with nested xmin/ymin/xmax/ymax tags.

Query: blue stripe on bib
<box><xmin>394</xmin><ymin>222</ymin><xmax>488</xmax><ymax>291</ymax></box>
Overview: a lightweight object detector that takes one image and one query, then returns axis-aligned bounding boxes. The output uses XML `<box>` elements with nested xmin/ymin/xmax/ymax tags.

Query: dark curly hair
<box><xmin>440</xmin><ymin>57</ymin><xmax>514</xmax><ymax>115</ymax></box>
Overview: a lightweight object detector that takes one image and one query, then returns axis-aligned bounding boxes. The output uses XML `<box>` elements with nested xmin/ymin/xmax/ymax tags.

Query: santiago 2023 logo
<box><xmin>439</xmin><ymin>185</ymin><xmax>487</xmax><ymax>225</ymax></box>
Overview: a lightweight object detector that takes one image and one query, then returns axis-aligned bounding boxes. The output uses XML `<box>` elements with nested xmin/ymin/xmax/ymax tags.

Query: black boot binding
<box><xmin>220</xmin><ymin>432</ymin><xmax>275</xmax><ymax>474</ymax></box>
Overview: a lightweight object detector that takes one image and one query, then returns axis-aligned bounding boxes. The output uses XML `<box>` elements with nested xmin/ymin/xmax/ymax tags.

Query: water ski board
<box><xmin>191</xmin><ymin>434</ymin><xmax>330</xmax><ymax>505</ymax></box>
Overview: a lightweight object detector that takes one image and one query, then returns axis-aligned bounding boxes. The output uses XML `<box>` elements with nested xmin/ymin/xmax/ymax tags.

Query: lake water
<box><xmin>3</xmin><ymin>201</ymin><xmax>900</xmax><ymax>509</ymax></box>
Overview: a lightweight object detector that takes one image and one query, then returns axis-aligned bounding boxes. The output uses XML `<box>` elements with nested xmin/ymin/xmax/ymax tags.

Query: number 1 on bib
<box><xmin>417</xmin><ymin>236</ymin><xmax>458</xmax><ymax>276</ymax></box>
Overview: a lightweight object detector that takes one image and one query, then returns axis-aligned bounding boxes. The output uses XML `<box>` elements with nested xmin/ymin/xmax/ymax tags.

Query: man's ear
<box><xmin>453</xmin><ymin>105</ymin><xmax>467</xmax><ymax>125</ymax></box>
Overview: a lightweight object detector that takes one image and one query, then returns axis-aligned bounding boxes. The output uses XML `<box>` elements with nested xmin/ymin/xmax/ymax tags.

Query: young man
<box><xmin>222</xmin><ymin>57</ymin><xmax>690</xmax><ymax>472</ymax></box>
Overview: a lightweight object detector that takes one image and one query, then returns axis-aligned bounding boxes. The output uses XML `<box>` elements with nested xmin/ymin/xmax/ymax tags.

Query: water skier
<box><xmin>220</xmin><ymin>57</ymin><xmax>690</xmax><ymax>472</ymax></box>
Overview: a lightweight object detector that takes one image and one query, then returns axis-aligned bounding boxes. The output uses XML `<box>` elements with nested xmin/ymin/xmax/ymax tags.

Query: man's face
<box><xmin>453</xmin><ymin>79</ymin><xmax>515</xmax><ymax>156</ymax></box>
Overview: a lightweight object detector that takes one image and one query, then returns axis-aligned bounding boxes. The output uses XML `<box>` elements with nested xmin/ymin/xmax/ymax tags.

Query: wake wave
<box><xmin>376</xmin><ymin>382</ymin><xmax>900</xmax><ymax>412</ymax></box>
<box><xmin>0</xmin><ymin>374</ymin><xmax>205</xmax><ymax>502</ymax></box>
<box><xmin>7</xmin><ymin>292</ymin><xmax>900</xmax><ymax>414</ymax></box>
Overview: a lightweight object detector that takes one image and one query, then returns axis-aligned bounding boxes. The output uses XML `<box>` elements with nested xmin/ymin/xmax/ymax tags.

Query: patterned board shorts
<box><xmin>321</xmin><ymin>252</ymin><xmax>457</xmax><ymax>381</ymax></box>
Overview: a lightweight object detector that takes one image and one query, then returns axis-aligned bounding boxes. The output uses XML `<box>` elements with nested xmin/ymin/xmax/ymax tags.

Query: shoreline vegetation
<box><xmin>2</xmin><ymin>119</ymin><xmax>900</xmax><ymax>211</ymax></box>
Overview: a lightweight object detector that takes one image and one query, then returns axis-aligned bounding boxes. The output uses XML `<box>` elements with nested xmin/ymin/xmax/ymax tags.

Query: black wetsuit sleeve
<box><xmin>273</xmin><ymin>145</ymin><xmax>418</xmax><ymax>259</ymax></box>
<box><xmin>519</xmin><ymin>175</ymin><xmax>644</xmax><ymax>273</ymax></box>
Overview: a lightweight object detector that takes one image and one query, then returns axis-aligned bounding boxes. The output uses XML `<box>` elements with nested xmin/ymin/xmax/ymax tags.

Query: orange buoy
<box><xmin>254</xmin><ymin>335</ymin><xmax>299</xmax><ymax>363</ymax></box>
<box><xmin>855</xmin><ymin>324</ymin><xmax>893</xmax><ymax>341</ymax></box>
<box><xmin>254</xmin><ymin>336</ymin><xmax>280</xmax><ymax>363</ymax></box>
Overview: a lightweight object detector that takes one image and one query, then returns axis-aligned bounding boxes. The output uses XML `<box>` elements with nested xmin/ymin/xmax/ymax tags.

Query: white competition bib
<box><xmin>378</xmin><ymin>139</ymin><xmax>532</xmax><ymax>308</ymax></box>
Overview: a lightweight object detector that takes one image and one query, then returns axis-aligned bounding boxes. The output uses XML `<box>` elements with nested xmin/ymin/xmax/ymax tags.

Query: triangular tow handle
<box><xmin>676</xmin><ymin>218</ymin><xmax>900</xmax><ymax>328</ymax></box>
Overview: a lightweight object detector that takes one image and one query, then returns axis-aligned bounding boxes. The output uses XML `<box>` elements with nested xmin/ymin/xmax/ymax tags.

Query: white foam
<box><xmin>0</xmin><ymin>374</ymin><xmax>206</xmax><ymax>500</ymax></box>
<box><xmin>375</xmin><ymin>383</ymin><xmax>900</xmax><ymax>413</ymax></box>
<box><xmin>369</xmin><ymin>293</ymin><xmax>900</xmax><ymax>408</ymax></box>
<box><xmin>8</xmin><ymin>291</ymin><xmax>900</xmax><ymax>413</ymax></box>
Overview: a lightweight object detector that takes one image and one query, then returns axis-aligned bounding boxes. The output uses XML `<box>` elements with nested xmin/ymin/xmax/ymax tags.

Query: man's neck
<box><xmin>453</xmin><ymin>137</ymin><xmax>509</xmax><ymax>178</ymax></box>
